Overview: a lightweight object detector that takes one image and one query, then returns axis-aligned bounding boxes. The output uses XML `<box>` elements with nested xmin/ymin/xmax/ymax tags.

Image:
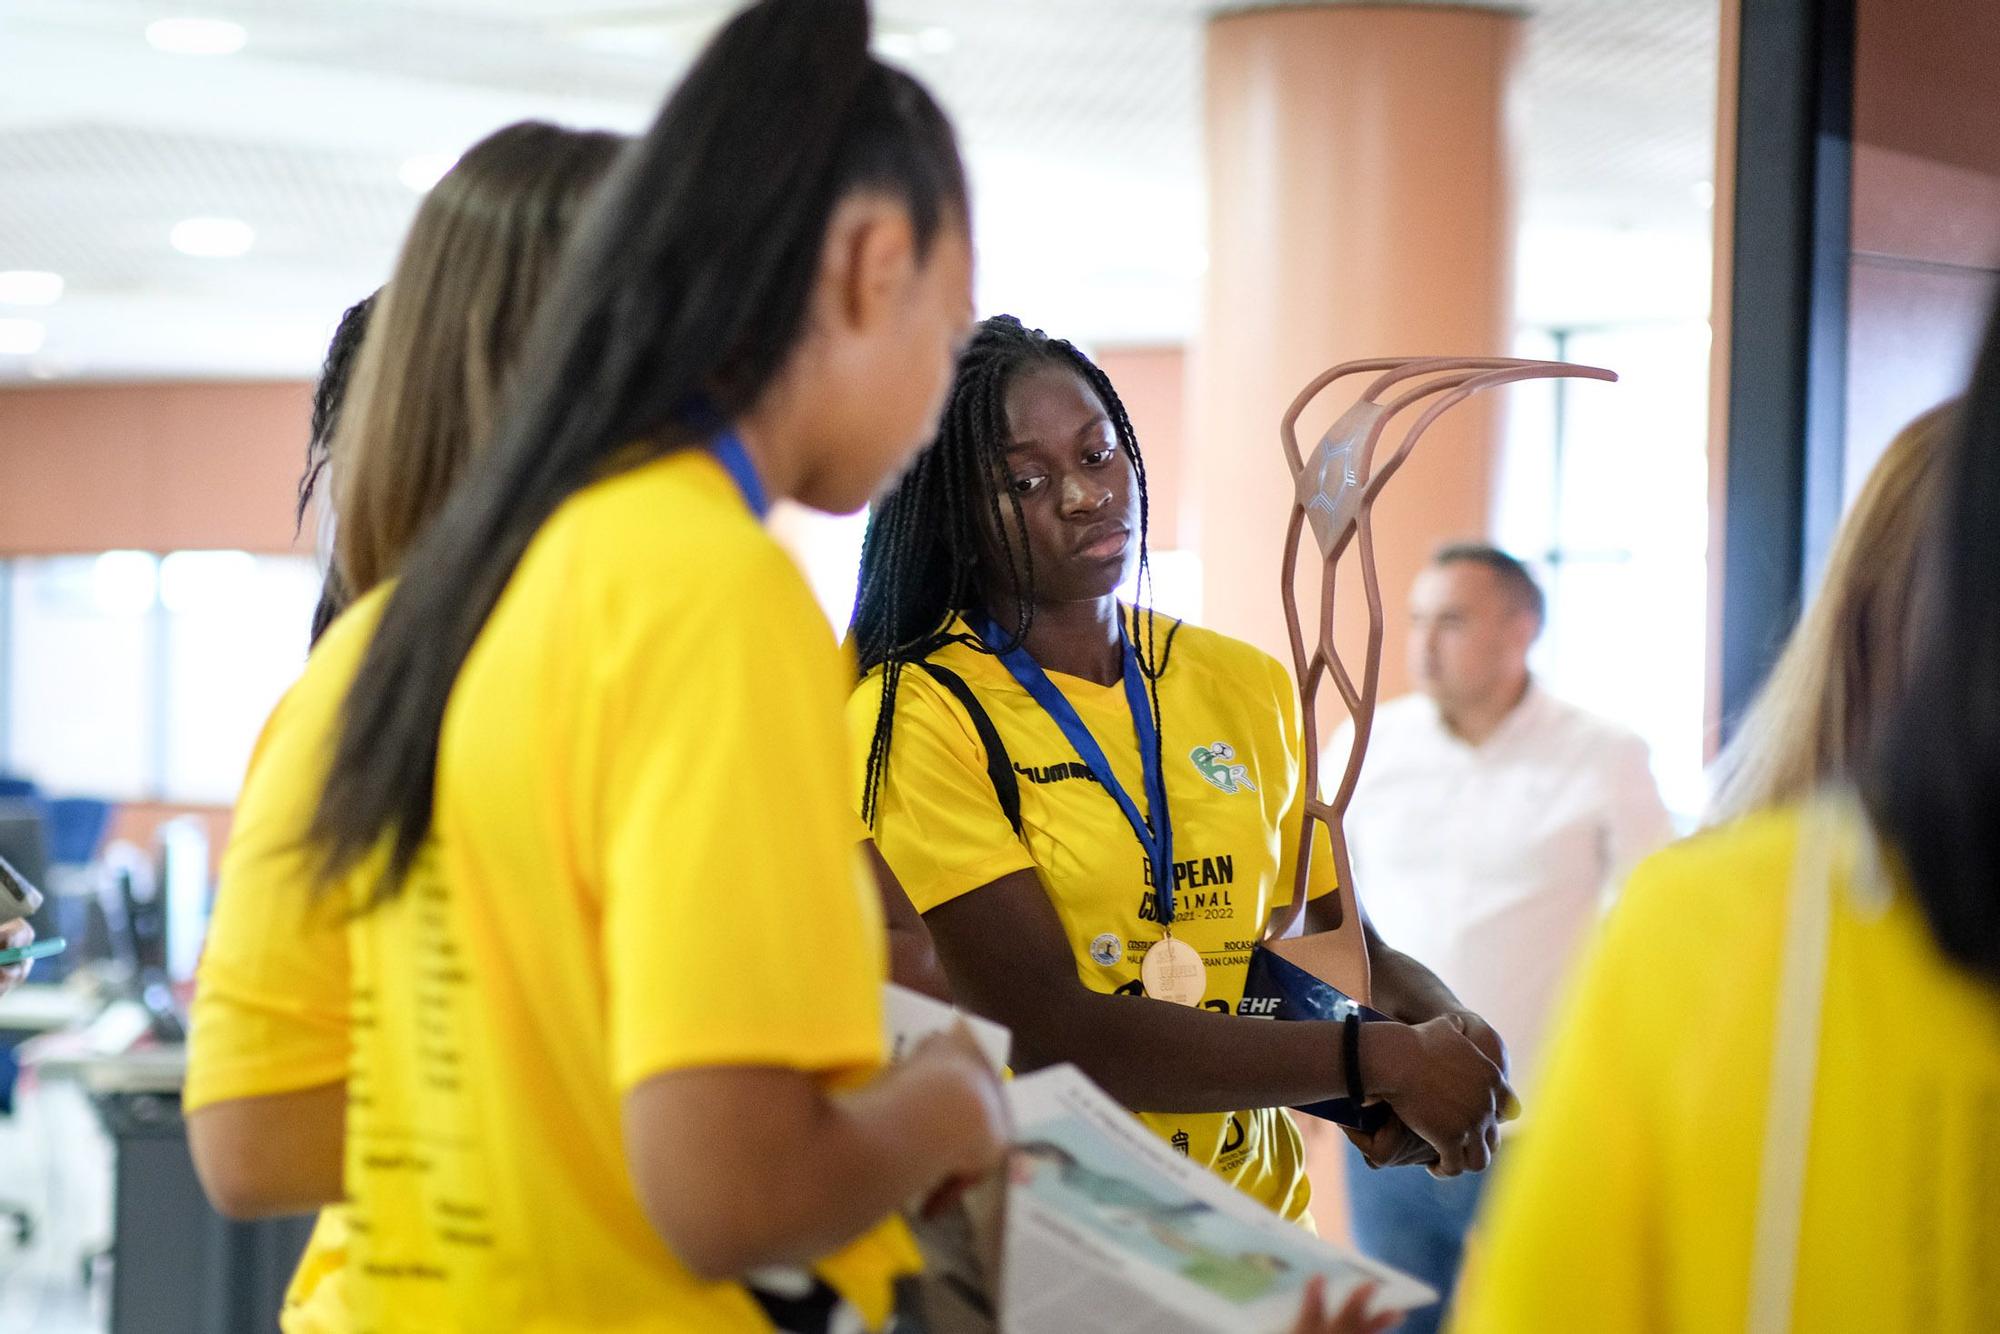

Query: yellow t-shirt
<box><xmin>193</xmin><ymin>449</ymin><xmax>917</xmax><ymax>1332</ymax></box>
<box><xmin>188</xmin><ymin>655</ymin><xmax>358</xmax><ymax>1333</ymax></box>
<box><xmin>1454</xmin><ymin>802</ymin><xmax>2000</xmax><ymax>1333</ymax></box>
<box><xmin>851</xmin><ymin>613</ymin><xmax>1337</xmax><ymax>1221</ymax></box>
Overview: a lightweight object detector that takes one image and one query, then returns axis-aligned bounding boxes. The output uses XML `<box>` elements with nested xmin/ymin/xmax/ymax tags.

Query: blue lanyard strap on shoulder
<box><xmin>708</xmin><ymin>428</ymin><xmax>769</xmax><ymax>519</ymax></box>
<box><xmin>974</xmin><ymin>613</ymin><xmax>1176</xmax><ymax>926</ymax></box>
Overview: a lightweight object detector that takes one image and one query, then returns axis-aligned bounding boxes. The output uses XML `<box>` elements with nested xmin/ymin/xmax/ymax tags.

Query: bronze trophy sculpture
<box><xmin>1240</xmin><ymin>356</ymin><xmax>1617</xmax><ymax>1127</ymax></box>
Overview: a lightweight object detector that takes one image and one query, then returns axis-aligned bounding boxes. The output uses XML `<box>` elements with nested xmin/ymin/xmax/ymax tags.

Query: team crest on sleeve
<box><xmin>1189</xmin><ymin>741</ymin><xmax>1255</xmax><ymax>794</ymax></box>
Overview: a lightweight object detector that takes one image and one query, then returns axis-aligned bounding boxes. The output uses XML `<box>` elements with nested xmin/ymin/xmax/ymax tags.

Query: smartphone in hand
<box><xmin>0</xmin><ymin>936</ymin><xmax>64</xmax><ymax>967</ymax></box>
<box><xmin>0</xmin><ymin>852</ymin><xmax>44</xmax><ymax>920</ymax></box>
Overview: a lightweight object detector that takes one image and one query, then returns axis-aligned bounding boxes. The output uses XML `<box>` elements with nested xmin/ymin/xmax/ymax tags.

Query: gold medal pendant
<box><xmin>1141</xmin><ymin>933</ymin><xmax>1207</xmax><ymax>1006</ymax></box>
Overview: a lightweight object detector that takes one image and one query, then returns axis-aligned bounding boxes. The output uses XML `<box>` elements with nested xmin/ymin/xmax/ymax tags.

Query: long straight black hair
<box><xmin>312</xmin><ymin>0</ymin><xmax>966</xmax><ymax>900</ymax></box>
<box><xmin>1861</xmin><ymin>300</ymin><xmax>2000</xmax><ymax>986</ymax></box>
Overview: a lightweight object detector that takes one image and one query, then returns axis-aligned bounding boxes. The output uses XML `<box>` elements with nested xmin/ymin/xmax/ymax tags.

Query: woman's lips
<box><xmin>1075</xmin><ymin>525</ymin><xmax>1131</xmax><ymax>560</ymax></box>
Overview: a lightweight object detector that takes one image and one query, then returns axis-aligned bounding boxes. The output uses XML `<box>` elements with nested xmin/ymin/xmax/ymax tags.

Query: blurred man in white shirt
<box><xmin>1329</xmin><ymin>543</ymin><xmax>1672</xmax><ymax>1334</ymax></box>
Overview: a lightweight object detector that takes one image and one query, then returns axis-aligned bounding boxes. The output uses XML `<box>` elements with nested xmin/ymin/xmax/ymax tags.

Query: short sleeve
<box><xmin>1271</xmin><ymin>659</ymin><xmax>1340</xmax><ymax>904</ymax></box>
<box><xmin>187</xmin><ymin>674</ymin><xmax>352</xmax><ymax>1111</ymax></box>
<box><xmin>601</xmin><ymin>547</ymin><xmax>889</xmax><ymax>1093</ymax></box>
<box><xmin>846</xmin><ymin>669</ymin><xmax>1036</xmax><ymax>914</ymax></box>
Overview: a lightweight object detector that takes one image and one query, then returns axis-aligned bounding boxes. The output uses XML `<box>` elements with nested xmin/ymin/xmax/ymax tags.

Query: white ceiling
<box><xmin>0</xmin><ymin>0</ymin><xmax>1717</xmax><ymax>383</ymax></box>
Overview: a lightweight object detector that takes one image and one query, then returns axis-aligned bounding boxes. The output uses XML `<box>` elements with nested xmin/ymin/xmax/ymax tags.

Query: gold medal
<box><xmin>1141</xmin><ymin>934</ymin><xmax>1207</xmax><ymax>1006</ymax></box>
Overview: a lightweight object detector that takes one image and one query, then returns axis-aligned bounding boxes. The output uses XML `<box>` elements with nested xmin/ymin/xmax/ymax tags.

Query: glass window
<box><xmin>0</xmin><ymin>551</ymin><xmax>319</xmax><ymax>804</ymax></box>
<box><xmin>160</xmin><ymin>552</ymin><xmax>321</xmax><ymax>804</ymax></box>
<box><xmin>1496</xmin><ymin>322</ymin><xmax>1712</xmax><ymax>822</ymax></box>
<box><xmin>2</xmin><ymin>554</ymin><xmax>158</xmax><ymax>797</ymax></box>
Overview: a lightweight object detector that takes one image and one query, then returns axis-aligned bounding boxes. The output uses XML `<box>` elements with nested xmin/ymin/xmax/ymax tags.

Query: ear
<box><xmin>821</xmin><ymin>195</ymin><xmax>918</xmax><ymax>334</ymax></box>
<box><xmin>1511</xmin><ymin>606</ymin><xmax>1543</xmax><ymax>650</ymax></box>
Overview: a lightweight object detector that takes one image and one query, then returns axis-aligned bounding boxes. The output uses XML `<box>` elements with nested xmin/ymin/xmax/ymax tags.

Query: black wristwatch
<box><xmin>1343</xmin><ymin>1010</ymin><xmax>1366</xmax><ymax>1104</ymax></box>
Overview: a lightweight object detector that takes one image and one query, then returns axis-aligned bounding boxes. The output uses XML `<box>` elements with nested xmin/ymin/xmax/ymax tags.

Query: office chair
<box><xmin>47</xmin><ymin>797</ymin><xmax>114</xmax><ymax>870</ymax></box>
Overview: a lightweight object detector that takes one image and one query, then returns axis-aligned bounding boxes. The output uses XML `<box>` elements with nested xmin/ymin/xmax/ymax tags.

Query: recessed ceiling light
<box><xmin>145</xmin><ymin>17</ymin><xmax>248</xmax><ymax>56</ymax></box>
<box><xmin>875</xmin><ymin>26</ymin><xmax>952</xmax><ymax>62</ymax></box>
<box><xmin>0</xmin><ymin>270</ymin><xmax>63</xmax><ymax>306</ymax></box>
<box><xmin>170</xmin><ymin>216</ymin><xmax>256</xmax><ymax>258</ymax></box>
<box><xmin>399</xmin><ymin>152</ymin><xmax>459</xmax><ymax>194</ymax></box>
<box><xmin>0</xmin><ymin>318</ymin><xmax>46</xmax><ymax>356</ymax></box>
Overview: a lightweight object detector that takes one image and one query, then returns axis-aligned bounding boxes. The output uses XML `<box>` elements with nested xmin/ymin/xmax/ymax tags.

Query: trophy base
<box><xmin>1242</xmin><ymin>940</ymin><xmax>1393</xmax><ymax>1131</ymax></box>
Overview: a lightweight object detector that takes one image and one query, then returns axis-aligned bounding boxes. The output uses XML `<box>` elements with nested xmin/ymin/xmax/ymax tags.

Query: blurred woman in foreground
<box><xmin>1457</xmin><ymin>345</ymin><xmax>2000</xmax><ymax>1327</ymax></box>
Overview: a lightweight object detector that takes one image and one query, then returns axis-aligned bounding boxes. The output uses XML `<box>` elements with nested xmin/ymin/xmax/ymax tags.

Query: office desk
<box><xmin>0</xmin><ymin>983</ymin><xmax>98</xmax><ymax>1037</ymax></box>
<box><xmin>20</xmin><ymin>1017</ymin><xmax>315</xmax><ymax>1334</ymax></box>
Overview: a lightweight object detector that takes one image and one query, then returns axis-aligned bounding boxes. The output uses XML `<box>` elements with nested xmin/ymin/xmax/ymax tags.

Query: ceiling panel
<box><xmin>0</xmin><ymin>0</ymin><xmax>1716</xmax><ymax>380</ymax></box>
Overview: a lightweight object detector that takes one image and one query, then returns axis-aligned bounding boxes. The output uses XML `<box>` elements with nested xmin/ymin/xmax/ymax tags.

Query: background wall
<box><xmin>0</xmin><ymin>381</ymin><xmax>313</xmax><ymax>554</ymax></box>
<box><xmin>1843</xmin><ymin>0</ymin><xmax>2000</xmax><ymax>487</ymax></box>
<box><xmin>1095</xmin><ymin>346</ymin><xmax>1189</xmax><ymax>550</ymax></box>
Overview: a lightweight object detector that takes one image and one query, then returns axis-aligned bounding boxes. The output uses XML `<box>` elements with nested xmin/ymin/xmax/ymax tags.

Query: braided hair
<box><xmin>297</xmin><ymin>290</ymin><xmax>379</xmax><ymax>535</ymax></box>
<box><xmin>298</xmin><ymin>290</ymin><xmax>379</xmax><ymax>646</ymax></box>
<box><xmin>851</xmin><ymin>313</ymin><xmax>1181</xmax><ymax>827</ymax></box>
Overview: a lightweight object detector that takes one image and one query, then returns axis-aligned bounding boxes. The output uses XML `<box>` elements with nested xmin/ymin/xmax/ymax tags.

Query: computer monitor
<box><xmin>158</xmin><ymin>817</ymin><xmax>209</xmax><ymax>986</ymax></box>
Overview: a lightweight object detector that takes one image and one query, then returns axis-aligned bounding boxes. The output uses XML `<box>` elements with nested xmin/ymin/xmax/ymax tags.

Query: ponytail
<box><xmin>312</xmin><ymin>0</ymin><xmax>967</xmax><ymax>900</ymax></box>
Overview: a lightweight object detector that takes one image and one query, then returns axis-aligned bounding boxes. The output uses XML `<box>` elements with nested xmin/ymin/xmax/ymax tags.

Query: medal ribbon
<box><xmin>974</xmin><ymin>612</ymin><xmax>1176</xmax><ymax>927</ymax></box>
<box><xmin>708</xmin><ymin>428</ymin><xmax>769</xmax><ymax>519</ymax></box>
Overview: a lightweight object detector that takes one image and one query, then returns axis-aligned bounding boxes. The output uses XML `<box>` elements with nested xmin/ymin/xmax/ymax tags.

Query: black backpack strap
<box><xmin>911</xmin><ymin>660</ymin><xmax>1023</xmax><ymax>838</ymax></box>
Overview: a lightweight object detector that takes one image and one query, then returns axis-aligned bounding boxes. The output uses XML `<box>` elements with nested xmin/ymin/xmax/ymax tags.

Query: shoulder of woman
<box><xmin>1129</xmin><ymin>616</ymin><xmax>1252</xmax><ymax>671</ymax></box>
<box><xmin>1613</xmin><ymin>804</ymin><xmax>1806</xmax><ymax>936</ymax></box>
<box><xmin>849</xmin><ymin>657</ymin><xmax>974</xmax><ymax>738</ymax></box>
<box><xmin>1159</xmin><ymin>621</ymin><xmax>1296</xmax><ymax>699</ymax></box>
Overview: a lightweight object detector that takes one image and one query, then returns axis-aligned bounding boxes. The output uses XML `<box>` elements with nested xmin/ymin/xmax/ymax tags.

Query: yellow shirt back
<box><xmin>188</xmin><ymin>610</ymin><xmax>366</xmax><ymax>1332</ymax></box>
<box><xmin>851</xmin><ymin>614</ymin><xmax>1337</xmax><ymax>1221</ymax></box>
<box><xmin>1454</xmin><ymin>802</ymin><xmax>2000</xmax><ymax>1333</ymax></box>
<box><xmin>196</xmin><ymin>449</ymin><xmax>916</xmax><ymax>1332</ymax></box>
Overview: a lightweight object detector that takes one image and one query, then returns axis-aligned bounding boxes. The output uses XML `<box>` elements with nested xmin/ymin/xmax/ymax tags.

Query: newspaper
<box><xmin>884</xmin><ymin>983</ymin><xmax>1013</xmax><ymax>1071</ymax></box>
<box><xmin>884</xmin><ymin>985</ymin><xmax>1436</xmax><ymax>1333</ymax></box>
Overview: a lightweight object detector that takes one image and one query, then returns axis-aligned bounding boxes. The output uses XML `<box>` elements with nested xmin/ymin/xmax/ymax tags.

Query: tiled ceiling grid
<box><xmin>0</xmin><ymin>0</ymin><xmax>1716</xmax><ymax>380</ymax></box>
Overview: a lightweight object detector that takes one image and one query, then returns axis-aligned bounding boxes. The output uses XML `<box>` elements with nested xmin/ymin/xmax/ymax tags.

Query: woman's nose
<box><xmin>1061</xmin><ymin>471</ymin><xmax>1112</xmax><ymax>515</ymax></box>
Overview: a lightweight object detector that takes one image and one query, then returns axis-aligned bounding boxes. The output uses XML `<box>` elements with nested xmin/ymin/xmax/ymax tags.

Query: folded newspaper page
<box><xmin>884</xmin><ymin>982</ymin><xmax>1013</xmax><ymax>1071</ymax></box>
<box><xmin>884</xmin><ymin>985</ymin><xmax>1437</xmax><ymax>1333</ymax></box>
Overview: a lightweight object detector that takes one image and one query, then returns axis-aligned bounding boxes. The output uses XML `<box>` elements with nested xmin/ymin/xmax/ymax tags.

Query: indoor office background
<box><xmin>0</xmin><ymin>0</ymin><xmax>1990</xmax><ymax>1331</ymax></box>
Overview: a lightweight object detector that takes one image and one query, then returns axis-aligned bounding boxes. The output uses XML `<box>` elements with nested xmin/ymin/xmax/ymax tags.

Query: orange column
<box><xmin>1194</xmin><ymin>4</ymin><xmax>1521</xmax><ymax>693</ymax></box>
<box><xmin>1194</xmin><ymin>2</ymin><xmax>1522</xmax><ymax>1242</ymax></box>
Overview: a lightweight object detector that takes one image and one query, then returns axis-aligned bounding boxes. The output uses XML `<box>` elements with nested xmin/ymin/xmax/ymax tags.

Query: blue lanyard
<box><xmin>974</xmin><ymin>613</ymin><xmax>1176</xmax><ymax>926</ymax></box>
<box><xmin>708</xmin><ymin>429</ymin><xmax>768</xmax><ymax>519</ymax></box>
